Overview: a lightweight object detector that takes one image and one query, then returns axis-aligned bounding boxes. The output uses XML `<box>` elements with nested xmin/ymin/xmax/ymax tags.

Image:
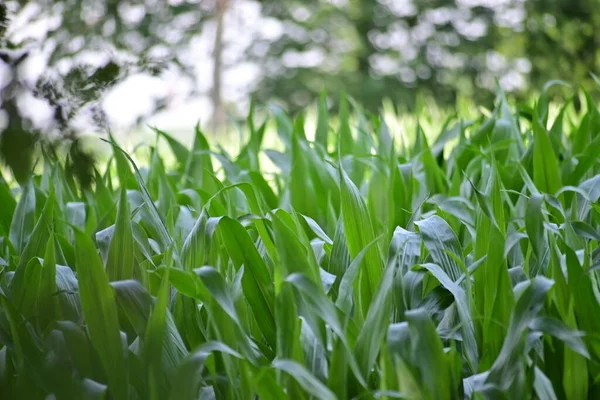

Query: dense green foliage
<box><xmin>1</xmin><ymin>87</ymin><xmax>600</xmax><ymax>399</ymax></box>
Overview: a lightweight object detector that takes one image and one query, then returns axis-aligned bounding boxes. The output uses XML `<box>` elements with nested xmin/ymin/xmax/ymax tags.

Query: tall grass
<box><xmin>1</xmin><ymin>84</ymin><xmax>600</xmax><ymax>399</ymax></box>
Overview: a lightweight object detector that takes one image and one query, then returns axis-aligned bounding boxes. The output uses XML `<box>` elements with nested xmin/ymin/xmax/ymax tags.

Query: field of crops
<box><xmin>1</xmin><ymin>86</ymin><xmax>600</xmax><ymax>399</ymax></box>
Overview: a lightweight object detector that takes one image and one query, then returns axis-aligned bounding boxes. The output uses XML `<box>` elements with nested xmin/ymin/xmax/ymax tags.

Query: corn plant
<box><xmin>1</xmin><ymin>85</ymin><xmax>600</xmax><ymax>399</ymax></box>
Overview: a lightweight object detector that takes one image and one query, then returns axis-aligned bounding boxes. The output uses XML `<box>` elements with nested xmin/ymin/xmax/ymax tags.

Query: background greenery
<box><xmin>2</xmin><ymin>0</ymin><xmax>599</xmax><ymax>114</ymax></box>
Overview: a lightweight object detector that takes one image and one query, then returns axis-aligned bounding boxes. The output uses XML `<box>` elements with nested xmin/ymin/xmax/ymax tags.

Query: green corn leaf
<box><xmin>525</xmin><ymin>193</ymin><xmax>546</xmax><ymax>264</ymax></box>
<box><xmin>106</xmin><ymin>187</ymin><xmax>134</xmax><ymax>281</ymax></box>
<box><xmin>217</xmin><ymin>217</ymin><xmax>276</xmax><ymax>346</ymax></box>
<box><xmin>74</xmin><ymin>229</ymin><xmax>128</xmax><ymax>400</ymax></box>
<box><xmin>415</xmin><ymin>216</ymin><xmax>463</xmax><ymax>282</ymax></box>
<box><xmin>11</xmin><ymin>190</ymin><xmax>55</xmax><ymax>303</ymax></box>
<box><xmin>315</xmin><ymin>89</ymin><xmax>329</xmax><ymax>150</ymax></box>
<box><xmin>9</xmin><ymin>180</ymin><xmax>36</xmax><ymax>255</ymax></box>
<box><xmin>418</xmin><ymin>262</ymin><xmax>479</xmax><ymax>373</ymax></box>
<box><xmin>338</xmin><ymin>93</ymin><xmax>353</xmax><ymax>156</ymax></box>
<box><xmin>285</xmin><ymin>273</ymin><xmax>366</xmax><ymax>387</ymax></box>
<box><xmin>485</xmin><ymin>277</ymin><xmax>554</xmax><ymax>393</ymax></box>
<box><xmin>169</xmin><ymin>341</ymin><xmax>243</xmax><ymax>400</ymax></box>
<box><xmin>0</xmin><ymin>172</ymin><xmax>16</xmax><ymax>235</ymax></box>
<box><xmin>112</xmin><ymin>280</ymin><xmax>187</xmax><ymax>380</ymax></box>
<box><xmin>532</xmin><ymin>108</ymin><xmax>562</xmax><ymax>194</ymax></box>
<box><xmin>406</xmin><ymin>308</ymin><xmax>455</xmax><ymax>400</ymax></box>
<box><xmin>152</xmin><ymin>127</ymin><xmax>190</xmax><ymax>171</ymax></box>
<box><xmin>144</xmin><ymin>255</ymin><xmax>171</xmax><ymax>399</ymax></box>
<box><xmin>272</xmin><ymin>359</ymin><xmax>337</xmax><ymax>400</ymax></box>
<box><xmin>339</xmin><ymin>166</ymin><xmax>382</xmax><ymax>318</ymax></box>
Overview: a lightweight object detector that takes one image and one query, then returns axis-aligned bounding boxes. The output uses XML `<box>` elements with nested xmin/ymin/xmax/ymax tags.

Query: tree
<box><xmin>0</xmin><ymin>3</ymin><xmax>7</xmax><ymax>42</ymax></box>
<box><xmin>211</xmin><ymin>0</ymin><xmax>229</xmax><ymax>130</ymax></box>
<box><xmin>524</xmin><ymin>0</ymin><xmax>600</xmax><ymax>93</ymax></box>
<box><xmin>0</xmin><ymin>0</ymin><xmax>217</xmax><ymax>183</ymax></box>
<box><xmin>249</xmin><ymin>0</ymin><xmax>598</xmax><ymax>113</ymax></box>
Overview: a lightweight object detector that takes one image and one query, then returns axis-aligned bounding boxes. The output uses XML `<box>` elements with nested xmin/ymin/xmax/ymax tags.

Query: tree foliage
<box><xmin>251</xmin><ymin>0</ymin><xmax>598</xmax><ymax>112</ymax></box>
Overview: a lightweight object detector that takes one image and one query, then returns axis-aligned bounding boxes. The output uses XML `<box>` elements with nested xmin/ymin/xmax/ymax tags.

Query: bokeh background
<box><xmin>1</xmin><ymin>0</ymin><xmax>599</xmax><ymax>139</ymax></box>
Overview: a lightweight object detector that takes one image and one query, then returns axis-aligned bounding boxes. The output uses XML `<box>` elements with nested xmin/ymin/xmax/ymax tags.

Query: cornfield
<box><xmin>1</xmin><ymin>85</ymin><xmax>600</xmax><ymax>399</ymax></box>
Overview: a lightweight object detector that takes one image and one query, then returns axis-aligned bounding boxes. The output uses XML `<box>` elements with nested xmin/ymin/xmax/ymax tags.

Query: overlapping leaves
<box><xmin>0</xmin><ymin>86</ymin><xmax>599</xmax><ymax>399</ymax></box>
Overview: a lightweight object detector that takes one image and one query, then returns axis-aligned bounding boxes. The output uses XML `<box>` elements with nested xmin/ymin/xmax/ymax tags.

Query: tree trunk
<box><xmin>211</xmin><ymin>0</ymin><xmax>228</xmax><ymax>132</ymax></box>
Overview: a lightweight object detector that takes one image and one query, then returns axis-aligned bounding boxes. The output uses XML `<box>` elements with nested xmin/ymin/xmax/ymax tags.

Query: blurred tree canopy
<box><xmin>251</xmin><ymin>0</ymin><xmax>599</xmax><ymax>112</ymax></box>
<box><xmin>2</xmin><ymin>0</ymin><xmax>599</xmax><ymax>117</ymax></box>
<box><xmin>525</xmin><ymin>0</ymin><xmax>600</xmax><ymax>91</ymax></box>
<box><xmin>0</xmin><ymin>0</ymin><xmax>216</xmax><ymax>183</ymax></box>
<box><xmin>0</xmin><ymin>0</ymin><xmax>599</xmax><ymax>181</ymax></box>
